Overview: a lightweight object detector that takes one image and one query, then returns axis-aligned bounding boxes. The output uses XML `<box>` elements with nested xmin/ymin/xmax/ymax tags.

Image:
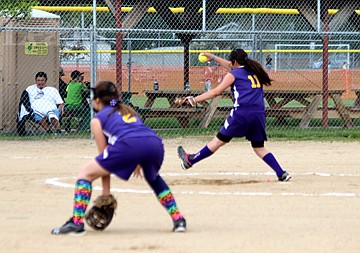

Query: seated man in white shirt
<box><xmin>23</xmin><ymin>72</ymin><xmax>64</xmax><ymax>134</ymax></box>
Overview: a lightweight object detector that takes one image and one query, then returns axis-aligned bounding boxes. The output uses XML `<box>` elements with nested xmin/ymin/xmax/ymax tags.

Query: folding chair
<box><xmin>17</xmin><ymin>89</ymin><xmax>42</xmax><ymax>135</ymax></box>
<box><xmin>17</xmin><ymin>89</ymin><xmax>58</xmax><ymax>135</ymax></box>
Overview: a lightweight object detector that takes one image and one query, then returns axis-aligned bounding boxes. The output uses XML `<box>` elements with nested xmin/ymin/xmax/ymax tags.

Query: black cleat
<box><xmin>51</xmin><ymin>218</ymin><xmax>85</xmax><ymax>236</ymax></box>
<box><xmin>278</xmin><ymin>171</ymin><xmax>291</xmax><ymax>182</ymax></box>
<box><xmin>177</xmin><ymin>146</ymin><xmax>192</xmax><ymax>170</ymax></box>
<box><xmin>173</xmin><ymin>217</ymin><xmax>186</xmax><ymax>232</ymax></box>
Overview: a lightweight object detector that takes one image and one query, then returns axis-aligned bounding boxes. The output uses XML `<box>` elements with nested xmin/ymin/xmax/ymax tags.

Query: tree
<box><xmin>0</xmin><ymin>0</ymin><xmax>39</xmax><ymax>26</ymax></box>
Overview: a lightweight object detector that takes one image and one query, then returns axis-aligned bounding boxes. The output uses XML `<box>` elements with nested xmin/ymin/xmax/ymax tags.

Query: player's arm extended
<box><xmin>193</xmin><ymin>72</ymin><xmax>235</xmax><ymax>103</ymax></box>
<box><xmin>91</xmin><ymin>118</ymin><xmax>111</xmax><ymax>196</ymax></box>
<box><xmin>101</xmin><ymin>175</ymin><xmax>111</xmax><ymax>196</ymax></box>
<box><xmin>202</xmin><ymin>52</ymin><xmax>232</xmax><ymax>70</ymax></box>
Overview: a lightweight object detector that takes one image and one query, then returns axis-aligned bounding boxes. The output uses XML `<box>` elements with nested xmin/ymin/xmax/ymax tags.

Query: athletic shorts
<box><xmin>95</xmin><ymin>136</ymin><xmax>164</xmax><ymax>181</ymax></box>
<box><xmin>218</xmin><ymin>108</ymin><xmax>267</xmax><ymax>142</ymax></box>
<box><xmin>34</xmin><ymin>108</ymin><xmax>60</xmax><ymax>121</ymax></box>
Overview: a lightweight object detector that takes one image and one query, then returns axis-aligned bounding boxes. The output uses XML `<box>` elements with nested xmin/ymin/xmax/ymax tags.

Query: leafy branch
<box><xmin>0</xmin><ymin>0</ymin><xmax>39</xmax><ymax>26</ymax></box>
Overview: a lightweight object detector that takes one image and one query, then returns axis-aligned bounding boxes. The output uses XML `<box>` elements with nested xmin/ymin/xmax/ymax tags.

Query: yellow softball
<box><xmin>198</xmin><ymin>54</ymin><xmax>208</xmax><ymax>63</ymax></box>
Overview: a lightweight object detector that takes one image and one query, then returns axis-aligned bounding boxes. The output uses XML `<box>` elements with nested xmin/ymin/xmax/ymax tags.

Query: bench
<box><xmin>139</xmin><ymin>89</ymin><xmax>355</xmax><ymax>128</ymax></box>
<box><xmin>135</xmin><ymin>107</ymin><xmax>206</xmax><ymax>127</ymax></box>
<box><xmin>346</xmin><ymin>106</ymin><xmax>360</xmax><ymax>119</ymax></box>
<box><xmin>121</xmin><ymin>91</ymin><xmax>138</xmax><ymax>106</ymax></box>
<box><xmin>212</xmin><ymin>107</ymin><xmax>307</xmax><ymax>125</ymax></box>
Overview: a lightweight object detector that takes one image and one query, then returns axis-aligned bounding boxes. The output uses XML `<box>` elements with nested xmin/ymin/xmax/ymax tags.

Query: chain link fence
<box><xmin>0</xmin><ymin>0</ymin><xmax>359</xmax><ymax>138</ymax></box>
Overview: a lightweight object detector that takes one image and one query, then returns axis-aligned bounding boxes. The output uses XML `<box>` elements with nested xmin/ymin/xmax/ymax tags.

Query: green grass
<box><xmin>144</xmin><ymin>117</ymin><xmax>360</xmax><ymax>141</ymax></box>
<box><xmin>1</xmin><ymin>119</ymin><xmax>359</xmax><ymax>141</ymax></box>
<box><xmin>267</xmin><ymin>128</ymin><xmax>360</xmax><ymax>141</ymax></box>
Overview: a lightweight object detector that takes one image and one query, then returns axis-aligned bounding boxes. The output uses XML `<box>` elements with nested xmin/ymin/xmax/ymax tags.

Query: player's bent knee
<box><xmin>251</xmin><ymin>141</ymin><xmax>264</xmax><ymax>148</ymax></box>
<box><xmin>77</xmin><ymin>159</ymin><xmax>108</xmax><ymax>181</ymax></box>
<box><xmin>216</xmin><ymin>132</ymin><xmax>232</xmax><ymax>143</ymax></box>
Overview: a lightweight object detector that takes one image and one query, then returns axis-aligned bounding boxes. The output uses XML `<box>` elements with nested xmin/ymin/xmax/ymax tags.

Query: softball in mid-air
<box><xmin>198</xmin><ymin>54</ymin><xmax>208</xmax><ymax>63</ymax></box>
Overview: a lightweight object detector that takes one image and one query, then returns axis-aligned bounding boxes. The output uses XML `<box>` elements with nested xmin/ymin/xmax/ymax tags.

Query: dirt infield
<box><xmin>1</xmin><ymin>138</ymin><xmax>359</xmax><ymax>253</ymax></box>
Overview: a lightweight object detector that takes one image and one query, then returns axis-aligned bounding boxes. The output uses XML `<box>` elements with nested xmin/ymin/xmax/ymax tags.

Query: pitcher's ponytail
<box><xmin>229</xmin><ymin>49</ymin><xmax>272</xmax><ymax>86</ymax></box>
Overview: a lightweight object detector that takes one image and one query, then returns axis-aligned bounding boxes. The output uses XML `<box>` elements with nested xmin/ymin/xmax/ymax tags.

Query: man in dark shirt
<box><xmin>59</xmin><ymin>67</ymin><xmax>67</xmax><ymax>100</ymax></box>
<box><xmin>265</xmin><ymin>54</ymin><xmax>272</xmax><ymax>70</ymax></box>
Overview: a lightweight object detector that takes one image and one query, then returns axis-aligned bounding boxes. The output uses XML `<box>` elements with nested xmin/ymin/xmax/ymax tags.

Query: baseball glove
<box><xmin>85</xmin><ymin>194</ymin><xmax>117</xmax><ymax>231</ymax></box>
<box><xmin>174</xmin><ymin>96</ymin><xmax>197</xmax><ymax>108</ymax></box>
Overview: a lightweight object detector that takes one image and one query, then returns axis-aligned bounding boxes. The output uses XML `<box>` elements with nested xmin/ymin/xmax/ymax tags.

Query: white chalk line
<box><xmin>161</xmin><ymin>172</ymin><xmax>360</xmax><ymax>177</ymax></box>
<box><xmin>9</xmin><ymin>155</ymin><xmax>94</xmax><ymax>159</ymax></box>
<box><xmin>45</xmin><ymin>176</ymin><xmax>359</xmax><ymax>198</ymax></box>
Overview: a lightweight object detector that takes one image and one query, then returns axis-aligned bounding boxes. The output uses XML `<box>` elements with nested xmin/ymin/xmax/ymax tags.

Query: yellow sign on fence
<box><xmin>24</xmin><ymin>42</ymin><xmax>48</xmax><ymax>56</ymax></box>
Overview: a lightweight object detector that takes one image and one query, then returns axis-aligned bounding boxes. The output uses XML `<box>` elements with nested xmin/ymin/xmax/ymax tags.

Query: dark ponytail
<box><xmin>245</xmin><ymin>58</ymin><xmax>272</xmax><ymax>86</ymax></box>
<box><xmin>93</xmin><ymin>81</ymin><xmax>139</xmax><ymax>117</ymax></box>
<box><xmin>229</xmin><ymin>49</ymin><xmax>272</xmax><ymax>86</ymax></box>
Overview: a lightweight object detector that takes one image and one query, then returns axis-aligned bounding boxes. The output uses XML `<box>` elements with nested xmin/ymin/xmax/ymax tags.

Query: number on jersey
<box><xmin>121</xmin><ymin>113</ymin><xmax>137</xmax><ymax>123</ymax></box>
<box><xmin>248</xmin><ymin>75</ymin><xmax>261</xmax><ymax>88</ymax></box>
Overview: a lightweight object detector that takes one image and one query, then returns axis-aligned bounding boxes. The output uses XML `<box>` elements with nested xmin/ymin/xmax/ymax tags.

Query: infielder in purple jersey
<box><xmin>52</xmin><ymin>81</ymin><xmax>186</xmax><ymax>235</ymax></box>
<box><xmin>178</xmin><ymin>49</ymin><xmax>291</xmax><ymax>182</ymax></box>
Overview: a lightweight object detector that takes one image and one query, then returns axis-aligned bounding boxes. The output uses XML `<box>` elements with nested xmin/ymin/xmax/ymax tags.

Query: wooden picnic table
<box><xmin>263</xmin><ymin>89</ymin><xmax>352</xmax><ymax>127</ymax></box>
<box><xmin>139</xmin><ymin>89</ymin><xmax>353</xmax><ymax>128</ymax></box>
<box><xmin>140</xmin><ymin>90</ymin><xmax>212</xmax><ymax>127</ymax></box>
<box><xmin>121</xmin><ymin>91</ymin><xmax>139</xmax><ymax>105</ymax></box>
<box><xmin>143</xmin><ymin>90</ymin><xmax>210</xmax><ymax>108</ymax></box>
<box><xmin>353</xmin><ymin>89</ymin><xmax>360</xmax><ymax>108</ymax></box>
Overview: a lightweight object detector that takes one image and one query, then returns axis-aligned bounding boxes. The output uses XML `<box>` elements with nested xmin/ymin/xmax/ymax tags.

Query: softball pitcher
<box><xmin>178</xmin><ymin>48</ymin><xmax>291</xmax><ymax>182</ymax></box>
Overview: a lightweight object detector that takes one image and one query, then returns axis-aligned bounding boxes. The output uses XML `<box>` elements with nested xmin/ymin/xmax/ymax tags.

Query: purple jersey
<box><xmin>94</xmin><ymin>106</ymin><xmax>157</xmax><ymax>144</ymax></box>
<box><xmin>229</xmin><ymin>66</ymin><xmax>265</xmax><ymax>111</ymax></box>
<box><xmin>94</xmin><ymin>106</ymin><xmax>163</xmax><ymax>181</ymax></box>
<box><xmin>219</xmin><ymin>67</ymin><xmax>267</xmax><ymax>142</ymax></box>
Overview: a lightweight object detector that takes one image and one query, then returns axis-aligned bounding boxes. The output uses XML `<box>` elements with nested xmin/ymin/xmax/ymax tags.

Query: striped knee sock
<box><xmin>72</xmin><ymin>179</ymin><xmax>92</xmax><ymax>225</ymax></box>
<box><xmin>157</xmin><ymin>189</ymin><xmax>182</xmax><ymax>221</ymax></box>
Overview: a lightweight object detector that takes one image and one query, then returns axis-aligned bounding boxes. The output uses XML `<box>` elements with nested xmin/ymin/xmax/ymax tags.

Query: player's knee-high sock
<box><xmin>262</xmin><ymin>153</ymin><xmax>284</xmax><ymax>177</ymax></box>
<box><xmin>189</xmin><ymin>145</ymin><xmax>213</xmax><ymax>165</ymax></box>
<box><xmin>148</xmin><ymin>175</ymin><xmax>183</xmax><ymax>221</ymax></box>
<box><xmin>72</xmin><ymin>179</ymin><xmax>92</xmax><ymax>225</ymax></box>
